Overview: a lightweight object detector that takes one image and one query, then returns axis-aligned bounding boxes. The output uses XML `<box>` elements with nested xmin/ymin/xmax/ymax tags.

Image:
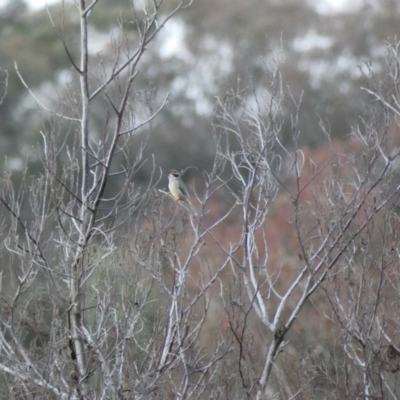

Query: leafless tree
<box><xmin>2</xmin><ymin>1</ymin><xmax>400</xmax><ymax>399</ymax></box>
<box><xmin>320</xmin><ymin>42</ymin><xmax>400</xmax><ymax>399</ymax></box>
<box><xmin>0</xmin><ymin>0</ymin><xmax>232</xmax><ymax>398</ymax></box>
<box><xmin>207</xmin><ymin>44</ymin><xmax>400</xmax><ymax>398</ymax></box>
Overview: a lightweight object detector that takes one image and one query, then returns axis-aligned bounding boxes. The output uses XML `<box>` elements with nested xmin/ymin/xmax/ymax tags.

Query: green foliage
<box><xmin>1</xmin><ymin>0</ymin><xmax>399</xmax><ymax>181</ymax></box>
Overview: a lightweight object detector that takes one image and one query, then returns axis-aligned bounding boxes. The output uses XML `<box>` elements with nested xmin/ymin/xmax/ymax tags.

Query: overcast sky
<box><xmin>0</xmin><ymin>0</ymin><xmax>363</xmax><ymax>13</ymax></box>
<box><xmin>0</xmin><ymin>0</ymin><xmax>58</xmax><ymax>9</ymax></box>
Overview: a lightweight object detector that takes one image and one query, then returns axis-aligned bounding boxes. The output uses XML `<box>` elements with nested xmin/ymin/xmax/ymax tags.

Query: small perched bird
<box><xmin>168</xmin><ymin>170</ymin><xmax>195</xmax><ymax>213</ymax></box>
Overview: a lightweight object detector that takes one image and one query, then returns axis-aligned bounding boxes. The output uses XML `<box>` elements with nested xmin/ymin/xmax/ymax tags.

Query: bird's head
<box><xmin>168</xmin><ymin>170</ymin><xmax>181</xmax><ymax>178</ymax></box>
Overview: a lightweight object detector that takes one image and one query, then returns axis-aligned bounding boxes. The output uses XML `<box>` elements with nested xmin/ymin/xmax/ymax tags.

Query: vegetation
<box><xmin>0</xmin><ymin>0</ymin><xmax>400</xmax><ymax>398</ymax></box>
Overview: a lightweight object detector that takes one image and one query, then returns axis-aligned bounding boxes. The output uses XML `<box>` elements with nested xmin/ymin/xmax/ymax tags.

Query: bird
<box><xmin>167</xmin><ymin>170</ymin><xmax>195</xmax><ymax>213</ymax></box>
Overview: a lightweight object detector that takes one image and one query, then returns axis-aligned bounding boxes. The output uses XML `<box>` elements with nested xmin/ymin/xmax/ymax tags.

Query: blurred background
<box><xmin>1</xmin><ymin>2</ymin><xmax>400</xmax><ymax>393</ymax></box>
<box><xmin>1</xmin><ymin>0</ymin><xmax>399</xmax><ymax>186</ymax></box>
